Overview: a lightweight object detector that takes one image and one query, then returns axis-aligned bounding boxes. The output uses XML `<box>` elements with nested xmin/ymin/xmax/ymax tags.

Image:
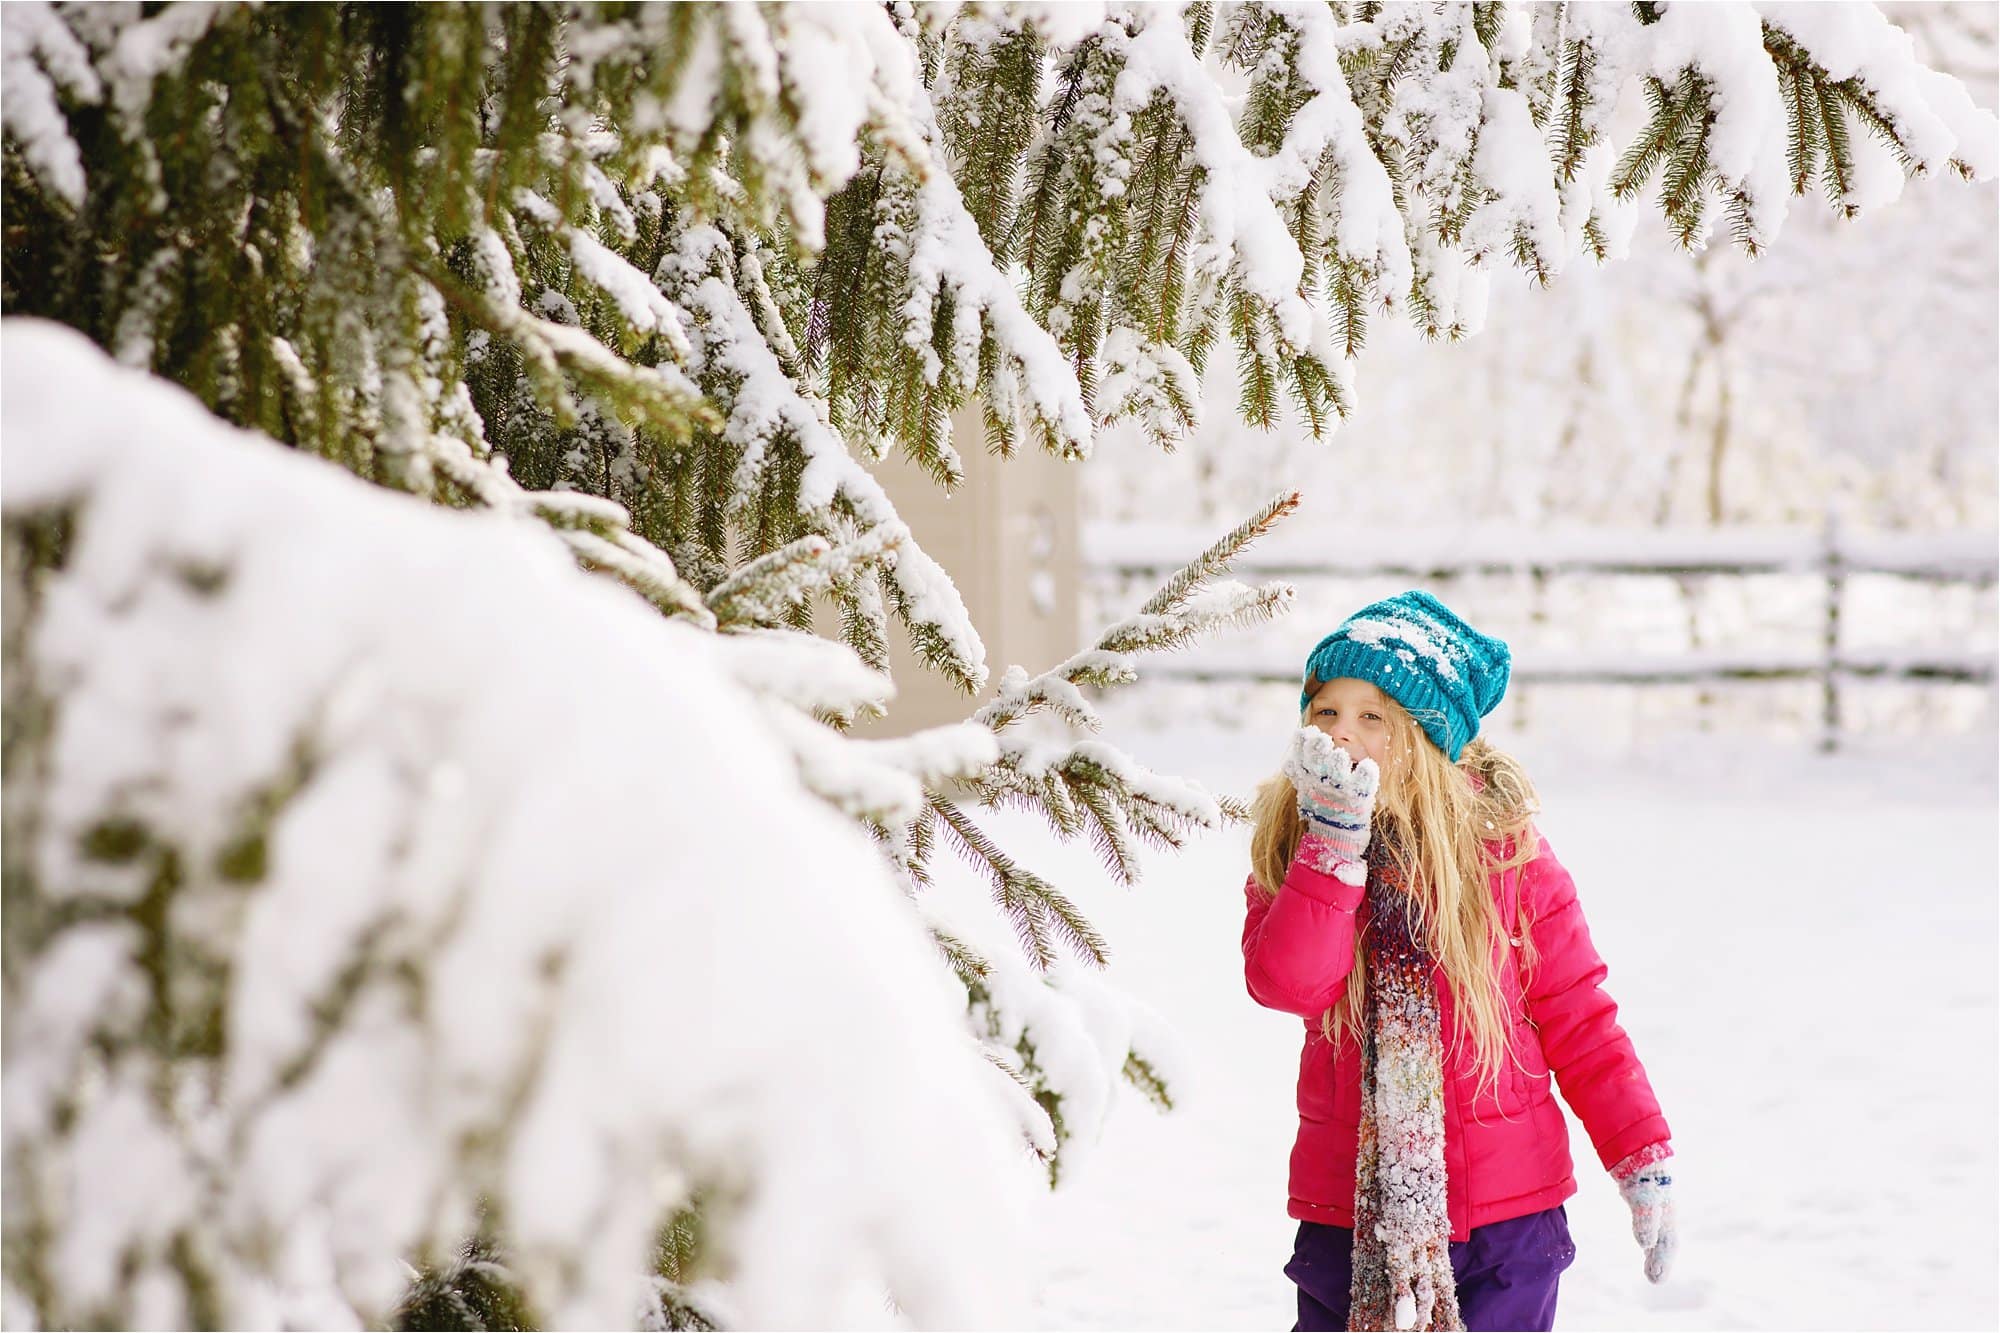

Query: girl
<box><xmin>1241</xmin><ymin>591</ymin><xmax>1675</xmax><ymax>1333</ymax></box>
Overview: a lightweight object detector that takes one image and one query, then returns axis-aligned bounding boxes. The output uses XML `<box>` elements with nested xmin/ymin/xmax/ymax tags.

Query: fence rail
<box><xmin>1082</xmin><ymin>517</ymin><xmax>1998</xmax><ymax>750</ymax></box>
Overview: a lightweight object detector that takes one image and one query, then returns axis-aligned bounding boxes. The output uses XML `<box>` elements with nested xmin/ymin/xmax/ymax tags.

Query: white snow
<box><xmin>1759</xmin><ymin>2</ymin><xmax>1984</xmax><ymax>174</ymax></box>
<box><xmin>1337</xmin><ymin>615</ymin><xmax>1467</xmax><ymax>684</ymax></box>
<box><xmin>567</xmin><ymin>227</ymin><xmax>692</xmax><ymax>353</ymax></box>
<box><xmin>100</xmin><ymin>1</ymin><xmax>230</xmax><ymax>121</ymax></box>
<box><xmin>769</xmin><ymin>3</ymin><xmax>909</xmax><ymax>194</ymax></box>
<box><xmin>1463</xmin><ymin>85</ymin><xmax>1566</xmax><ymax>271</ymax></box>
<box><xmin>1263</xmin><ymin>2</ymin><xmax>1414</xmax><ymax>303</ymax></box>
<box><xmin>711</xmin><ymin>623</ymin><xmax>897</xmax><ymax>718</ymax></box>
<box><xmin>1094</xmin><ymin>326</ymin><xmax>1201</xmax><ymax>445</ymax></box>
<box><xmin>0</xmin><ymin>2</ymin><xmax>98</xmax><ymax>207</ymax></box>
<box><xmin>917</xmin><ymin>833</ymin><xmax>1192</xmax><ymax>1187</ymax></box>
<box><xmin>468</xmin><ymin>228</ymin><xmax>521</xmax><ymax>307</ymax></box>
<box><xmin>899</xmin><ymin>72</ymin><xmax>1095</xmax><ymax>459</ymax></box>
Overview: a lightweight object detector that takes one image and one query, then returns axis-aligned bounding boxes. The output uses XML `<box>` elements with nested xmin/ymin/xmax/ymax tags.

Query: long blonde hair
<box><xmin>1249</xmin><ymin>677</ymin><xmax>1542</xmax><ymax>1097</ymax></box>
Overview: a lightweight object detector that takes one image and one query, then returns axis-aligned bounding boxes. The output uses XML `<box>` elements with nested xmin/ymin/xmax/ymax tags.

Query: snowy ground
<box><xmin>966</xmin><ymin>719</ymin><xmax>1999</xmax><ymax>1331</ymax></box>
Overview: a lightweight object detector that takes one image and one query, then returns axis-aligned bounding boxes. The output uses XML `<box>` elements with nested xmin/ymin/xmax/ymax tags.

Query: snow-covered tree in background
<box><xmin>3</xmin><ymin>2</ymin><xmax>1996</xmax><ymax>1328</ymax></box>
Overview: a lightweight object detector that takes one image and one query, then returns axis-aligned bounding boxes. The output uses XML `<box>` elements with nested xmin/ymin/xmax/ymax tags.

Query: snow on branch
<box><xmin>658</xmin><ymin>223</ymin><xmax>991</xmax><ymax>692</ymax></box>
<box><xmin>703</xmin><ymin>521</ymin><xmax>906</xmax><ymax>630</ymax></box>
<box><xmin>1626</xmin><ymin>3</ymin><xmax>1795</xmax><ymax>249</ymax></box>
<box><xmin>1243</xmin><ymin>2</ymin><xmax>1415</xmax><ymax>345</ymax></box>
<box><xmin>898</xmin><ymin>97</ymin><xmax>1097</xmax><ymax>461</ymax></box>
<box><xmin>915</xmin><ymin>823</ymin><xmax>1193</xmax><ymax>1181</ymax></box>
<box><xmin>563</xmin><ymin>221</ymin><xmax>694</xmax><ymax>355</ymax></box>
<box><xmin>0</xmin><ymin>2</ymin><xmax>101</xmax><ymax>207</ymax></box>
<box><xmin>1115</xmin><ymin>6</ymin><xmax>1322</xmax><ymax>353</ymax></box>
<box><xmin>436</xmin><ymin>258</ymin><xmax>713</xmax><ymax>439</ymax></box>
<box><xmin>1760</xmin><ymin>2</ymin><xmax>1999</xmax><ymax>179</ymax></box>
<box><xmin>707</xmin><ymin>626</ymin><xmax>896</xmax><ymax>722</ymax></box>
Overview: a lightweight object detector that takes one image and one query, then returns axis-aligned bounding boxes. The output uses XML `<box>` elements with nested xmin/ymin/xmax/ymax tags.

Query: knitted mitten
<box><xmin>1282</xmin><ymin>726</ymin><xmax>1379</xmax><ymax>885</ymax></box>
<box><xmin>1612</xmin><ymin>1143</ymin><xmax>1676</xmax><ymax>1284</ymax></box>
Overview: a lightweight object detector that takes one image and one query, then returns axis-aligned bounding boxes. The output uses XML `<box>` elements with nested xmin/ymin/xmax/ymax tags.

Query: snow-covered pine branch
<box><xmin>974</xmin><ymin>489</ymin><xmax>1305</xmax><ymax>732</ymax></box>
<box><xmin>952</xmin><ymin>491</ymin><xmax>1296</xmax><ymax>883</ymax></box>
<box><xmin>0</xmin><ymin>322</ymin><xmax>1035</xmax><ymax>1331</ymax></box>
<box><xmin>884</xmin><ymin>490</ymin><xmax>1296</xmax><ymax>1170</ymax></box>
<box><xmin>4</xmin><ymin>1</ymin><xmax>1992</xmax><ymax>663</ymax></box>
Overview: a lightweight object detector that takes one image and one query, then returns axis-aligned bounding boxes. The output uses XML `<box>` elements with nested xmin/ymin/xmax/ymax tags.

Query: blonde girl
<box><xmin>1240</xmin><ymin>591</ymin><xmax>1674</xmax><ymax>1332</ymax></box>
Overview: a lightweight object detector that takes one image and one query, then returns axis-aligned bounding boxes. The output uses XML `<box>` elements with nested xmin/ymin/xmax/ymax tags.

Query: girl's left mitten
<box><xmin>1613</xmin><ymin>1146</ymin><xmax>1677</xmax><ymax>1284</ymax></box>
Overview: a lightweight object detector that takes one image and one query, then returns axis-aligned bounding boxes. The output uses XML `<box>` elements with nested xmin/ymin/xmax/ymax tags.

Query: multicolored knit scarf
<box><xmin>1348</xmin><ymin>834</ymin><xmax>1462</xmax><ymax>1332</ymax></box>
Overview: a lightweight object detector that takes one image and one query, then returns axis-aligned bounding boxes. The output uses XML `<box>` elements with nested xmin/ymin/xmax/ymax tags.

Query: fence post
<box><xmin>1820</xmin><ymin>510</ymin><xmax>1843</xmax><ymax>753</ymax></box>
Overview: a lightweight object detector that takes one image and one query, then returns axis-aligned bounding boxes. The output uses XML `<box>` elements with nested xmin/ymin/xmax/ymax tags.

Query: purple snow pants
<box><xmin>1285</xmin><ymin>1206</ymin><xmax>1576</xmax><ymax>1332</ymax></box>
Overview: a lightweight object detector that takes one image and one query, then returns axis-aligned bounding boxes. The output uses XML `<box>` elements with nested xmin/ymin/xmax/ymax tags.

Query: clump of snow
<box><xmin>1095</xmin><ymin>326</ymin><xmax>1201</xmax><ymax>445</ymax></box>
<box><xmin>920</xmin><ymin>868</ymin><xmax>1189</xmax><ymax>1183</ymax></box>
<box><xmin>1</xmin><ymin>2</ymin><xmax>102</xmax><ymax>207</ymax></box>
<box><xmin>568</xmin><ymin>228</ymin><xmax>692</xmax><ymax>352</ymax></box>
<box><xmin>98</xmin><ymin>2</ymin><xmax>228</xmax><ymax>121</ymax></box>
<box><xmin>1266</xmin><ymin>1</ymin><xmax>1415</xmax><ymax>306</ymax></box>
<box><xmin>1641</xmin><ymin>3</ymin><xmax>1795</xmax><ymax>247</ymax></box>
<box><xmin>1113</xmin><ymin>7</ymin><xmax>1324</xmax><ymax>353</ymax></box>
<box><xmin>1463</xmin><ymin>86</ymin><xmax>1565</xmax><ymax>270</ymax></box>
<box><xmin>1337</xmin><ymin>615</ymin><xmax>1466</xmax><ymax>684</ymax></box>
<box><xmin>0</xmin><ymin>320</ymin><xmax>1039</xmax><ymax>1330</ymax></box>
<box><xmin>1762</xmin><ymin>3</ymin><xmax>1993</xmax><ymax>176</ymax></box>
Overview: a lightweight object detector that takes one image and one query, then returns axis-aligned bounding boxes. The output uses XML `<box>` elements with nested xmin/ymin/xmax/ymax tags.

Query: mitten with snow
<box><xmin>1282</xmin><ymin>726</ymin><xmax>1379</xmax><ymax>884</ymax></box>
<box><xmin>1612</xmin><ymin>1144</ymin><xmax>1677</xmax><ymax>1284</ymax></box>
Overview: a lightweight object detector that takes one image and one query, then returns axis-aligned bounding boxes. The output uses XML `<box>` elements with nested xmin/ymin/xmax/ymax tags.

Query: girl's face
<box><xmin>1304</xmin><ymin>677</ymin><xmax>1391</xmax><ymax>769</ymax></box>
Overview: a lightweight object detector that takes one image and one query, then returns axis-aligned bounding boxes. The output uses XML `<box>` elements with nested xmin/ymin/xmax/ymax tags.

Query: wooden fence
<box><xmin>1081</xmin><ymin>515</ymin><xmax>1998</xmax><ymax>751</ymax></box>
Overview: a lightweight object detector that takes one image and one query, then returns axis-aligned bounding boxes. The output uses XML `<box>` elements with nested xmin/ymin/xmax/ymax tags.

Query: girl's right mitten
<box><xmin>1282</xmin><ymin>726</ymin><xmax>1379</xmax><ymax>885</ymax></box>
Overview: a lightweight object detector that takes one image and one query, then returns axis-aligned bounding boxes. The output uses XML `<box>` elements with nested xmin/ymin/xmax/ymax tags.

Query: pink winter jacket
<box><xmin>1242</xmin><ymin>829</ymin><xmax>1669</xmax><ymax>1240</ymax></box>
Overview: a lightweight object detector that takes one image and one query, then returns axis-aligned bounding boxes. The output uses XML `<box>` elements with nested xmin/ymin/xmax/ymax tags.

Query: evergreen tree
<box><xmin>3</xmin><ymin>2</ymin><xmax>1993</xmax><ymax>1328</ymax></box>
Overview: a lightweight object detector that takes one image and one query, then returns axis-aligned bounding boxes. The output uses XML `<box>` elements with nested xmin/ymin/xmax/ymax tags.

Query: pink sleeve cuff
<box><xmin>1283</xmin><ymin>845</ymin><xmax>1366</xmax><ymax>910</ymax></box>
<box><xmin>1295</xmin><ymin>833</ymin><xmax>1368</xmax><ymax>887</ymax></box>
<box><xmin>1611</xmin><ymin>1140</ymin><xmax>1674</xmax><ymax>1182</ymax></box>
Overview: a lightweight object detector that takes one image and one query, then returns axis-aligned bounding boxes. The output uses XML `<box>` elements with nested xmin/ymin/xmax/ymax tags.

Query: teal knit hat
<box><xmin>1299</xmin><ymin>590</ymin><xmax>1511</xmax><ymax>762</ymax></box>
